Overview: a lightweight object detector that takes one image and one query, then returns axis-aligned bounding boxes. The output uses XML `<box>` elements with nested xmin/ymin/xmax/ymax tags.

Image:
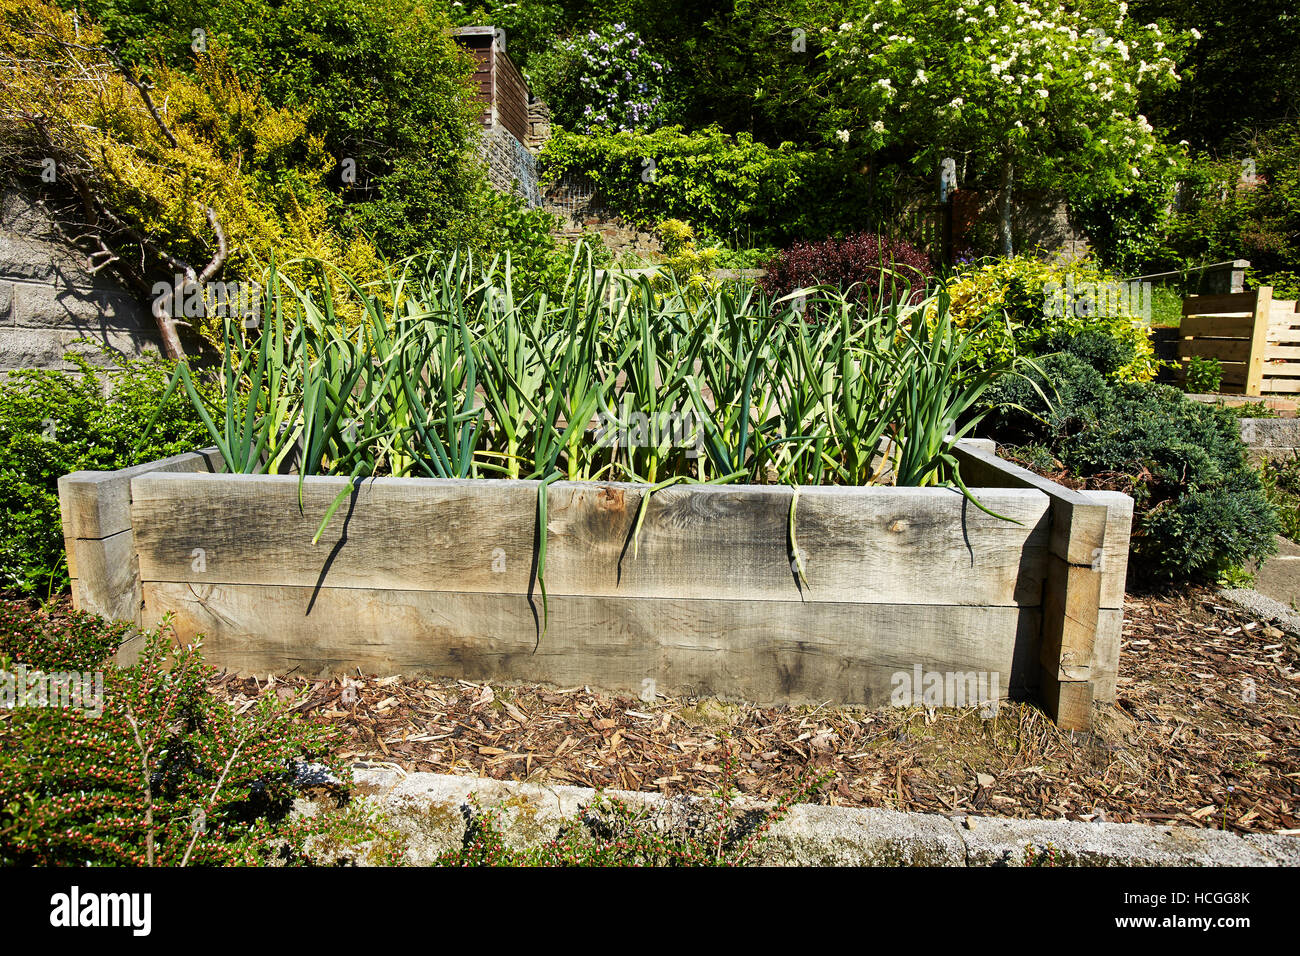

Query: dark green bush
<box><xmin>984</xmin><ymin>358</ymin><xmax>1279</xmax><ymax>581</ymax></box>
<box><xmin>0</xmin><ymin>352</ymin><xmax>210</xmax><ymax>596</ymax></box>
<box><xmin>1039</xmin><ymin>326</ymin><xmax>1139</xmax><ymax>381</ymax></box>
<box><xmin>981</xmin><ymin>353</ymin><xmax>1114</xmax><ymax>446</ymax></box>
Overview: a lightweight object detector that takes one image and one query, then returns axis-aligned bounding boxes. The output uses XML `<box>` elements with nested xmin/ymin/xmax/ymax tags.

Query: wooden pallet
<box><xmin>1179</xmin><ymin>287</ymin><xmax>1300</xmax><ymax>395</ymax></box>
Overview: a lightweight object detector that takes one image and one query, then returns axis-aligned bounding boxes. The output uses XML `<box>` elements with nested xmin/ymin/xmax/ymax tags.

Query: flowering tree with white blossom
<box><xmin>823</xmin><ymin>0</ymin><xmax>1194</xmax><ymax>253</ymax></box>
<box><xmin>530</xmin><ymin>22</ymin><xmax>673</xmax><ymax>134</ymax></box>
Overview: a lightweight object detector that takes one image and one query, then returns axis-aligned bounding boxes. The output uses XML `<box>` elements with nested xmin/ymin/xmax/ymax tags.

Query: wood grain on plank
<box><xmin>1179</xmin><ymin>338</ymin><xmax>1251</xmax><ymax>362</ymax></box>
<box><xmin>130</xmin><ymin>473</ymin><xmax>1053</xmax><ymax>607</ymax></box>
<box><xmin>1181</xmin><ymin>291</ymin><xmax>1260</xmax><ymax>316</ymax></box>
<box><xmin>1038</xmin><ymin>664</ymin><xmax>1092</xmax><ymax>731</ymax></box>
<box><xmin>59</xmin><ymin>448</ymin><xmax>223</xmax><ymax>540</ymax></box>
<box><xmin>949</xmin><ymin>443</ymin><xmax>1111</xmax><ymax>566</ymax></box>
<box><xmin>142</xmin><ymin>582</ymin><xmax>1042</xmax><ymax>707</ymax></box>
<box><xmin>1178</xmin><ymin>314</ymin><xmax>1255</xmax><ymax>338</ymax></box>
<box><xmin>1246</xmin><ymin>287</ymin><xmax>1273</xmax><ymax>395</ymax></box>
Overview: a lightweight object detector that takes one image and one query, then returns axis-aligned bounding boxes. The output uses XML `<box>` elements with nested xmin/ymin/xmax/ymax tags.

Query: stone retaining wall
<box><xmin>0</xmin><ymin>189</ymin><xmax>161</xmax><ymax>376</ymax></box>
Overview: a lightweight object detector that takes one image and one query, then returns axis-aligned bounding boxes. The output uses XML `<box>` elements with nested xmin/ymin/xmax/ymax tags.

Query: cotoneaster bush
<box><xmin>0</xmin><ymin>600</ymin><xmax>399</xmax><ymax>866</ymax></box>
<box><xmin>982</xmin><ymin>353</ymin><xmax>1278</xmax><ymax>582</ymax></box>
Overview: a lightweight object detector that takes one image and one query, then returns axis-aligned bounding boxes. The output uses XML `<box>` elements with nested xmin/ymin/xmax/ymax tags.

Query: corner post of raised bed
<box><xmin>952</xmin><ymin>440</ymin><xmax>1131</xmax><ymax>731</ymax></box>
<box><xmin>57</xmin><ymin>449</ymin><xmax>224</xmax><ymax>636</ymax></box>
<box><xmin>1037</xmin><ymin>495</ymin><xmax>1113</xmax><ymax>731</ymax></box>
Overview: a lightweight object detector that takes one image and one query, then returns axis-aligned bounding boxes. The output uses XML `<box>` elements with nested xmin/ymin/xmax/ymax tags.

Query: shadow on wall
<box><xmin>0</xmin><ymin>187</ymin><xmax>173</xmax><ymax>375</ymax></box>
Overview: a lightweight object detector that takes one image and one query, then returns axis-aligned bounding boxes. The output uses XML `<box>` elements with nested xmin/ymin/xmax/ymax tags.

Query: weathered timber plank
<box><xmin>58</xmin><ymin>447</ymin><xmax>223</xmax><ymax>621</ymax></box>
<box><xmin>1082</xmin><ymin>491</ymin><xmax>1133</xmax><ymax>610</ymax></box>
<box><xmin>67</xmin><ymin>528</ymin><xmax>139</xmax><ymax>623</ymax></box>
<box><xmin>59</xmin><ymin>448</ymin><xmax>223</xmax><ymax>540</ymax></box>
<box><xmin>544</xmin><ymin>483</ymin><xmax>1050</xmax><ymax>606</ymax></box>
<box><xmin>1040</xmin><ymin>560</ymin><xmax>1102</xmax><ymax>681</ymax></box>
<box><xmin>950</xmin><ymin>442</ymin><xmax>1109</xmax><ymax>565</ymax></box>
<box><xmin>130</xmin><ymin>473</ymin><xmax>1053</xmax><ymax>607</ymax></box>
<box><xmin>1181</xmin><ymin>292</ymin><xmax>1260</xmax><ymax>316</ymax></box>
<box><xmin>1038</xmin><ymin>664</ymin><xmax>1092</xmax><ymax>731</ymax></box>
<box><xmin>1090</xmin><ymin>608</ymin><xmax>1123</xmax><ymax>703</ymax></box>
<box><xmin>131</xmin><ymin>472</ymin><xmax>540</xmax><ymax>595</ymax></box>
<box><xmin>1179</xmin><ymin>338</ymin><xmax>1252</xmax><ymax>362</ymax></box>
<box><xmin>1178</xmin><ymin>314</ymin><xmax>1255</xmax><ymax>338</ymax></box>
<box><xmin>141</xmin><ymin>582</ymin><xmax>1042</xmax><ymax>707</ymax></box>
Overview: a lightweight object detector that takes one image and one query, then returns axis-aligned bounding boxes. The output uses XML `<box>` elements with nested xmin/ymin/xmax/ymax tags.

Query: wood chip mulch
<box><xmin>210</xmin><ymin>585</ymin><xmax>1300</xmax><ymax>835</ymax></box>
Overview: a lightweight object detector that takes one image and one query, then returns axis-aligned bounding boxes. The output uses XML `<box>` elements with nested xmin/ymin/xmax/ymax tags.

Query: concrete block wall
<box><xmin>480</xmin><ymin>126</ymin><xmax>542</xmax><ymax>209</ymax></box>
<box><xmin>0</xmin><ymin>188</ymin><xmax>162</xmax><ymax>376</ymax></box>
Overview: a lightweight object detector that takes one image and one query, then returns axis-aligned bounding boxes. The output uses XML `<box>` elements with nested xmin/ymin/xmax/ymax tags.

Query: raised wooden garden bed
<box><xmin>58</xmin><ymin>440</ymin><xmax>1132</xmax><ymax>731</ymax></box>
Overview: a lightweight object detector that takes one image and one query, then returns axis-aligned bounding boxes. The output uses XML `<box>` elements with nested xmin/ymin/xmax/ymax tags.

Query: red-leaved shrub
<box><xmin>759</xmin><ymin>232</ymin><xmax>934</xmax><ymax>304</ymax></box>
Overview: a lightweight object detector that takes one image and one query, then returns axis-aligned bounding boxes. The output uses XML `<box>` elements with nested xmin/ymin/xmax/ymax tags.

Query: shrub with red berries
<box><xmin>0</xmin><ymin>600</ymin><xmax>392</xmax><ymax>866</ymax></box>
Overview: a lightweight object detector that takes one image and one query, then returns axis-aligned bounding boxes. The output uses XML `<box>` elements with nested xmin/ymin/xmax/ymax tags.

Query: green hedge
<box><xmin>539</xmin><ymin>125</ymin><xmax>876</xmax><ymax>244</ymax></box>
<box><xmin>984</xmin><ymin>353</ymin><xmax>1278</xmax><ymax>582</ymax></box>
<box><xmin>0</xmin><ymin>353</ymin><xmax>211</xmax><ymax>596</ymax></box>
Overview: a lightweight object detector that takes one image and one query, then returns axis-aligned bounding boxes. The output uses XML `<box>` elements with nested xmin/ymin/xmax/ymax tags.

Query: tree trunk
<box><xmin>998</xmin><ymin>155</ymin><xmax>1014</xmax><ymax>257</ymax></box>
<box><xmin>152</xmin><ymin>288</ymin><xmax>187</xmax><ymax>361</ymax></box>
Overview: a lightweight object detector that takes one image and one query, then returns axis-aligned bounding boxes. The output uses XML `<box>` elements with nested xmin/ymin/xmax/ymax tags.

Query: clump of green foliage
<box><xmin>1186</xmin><ymin>356</ymin><xmax>1224</xmax><ymax>393</ymax></box>
<box><xmin>1086</xmin><ymin>122</ymin><xmax>1300</xmax><ymax>282</ymax></box>
<box><xmin>1260</xmin><ymin>452</ymin><xmax>1300</xmax><ymax>542</ymax></box>
<box><xmin>984</xmin><ymin>352</ymin><xmax>1279</xmax><ymax>582</ymax></box>
<box><xmin>539</xmin><ymin>125</ymin><xmax>876</xmax><ymax>245</ymax></box>
<box><xmin>0</xmin><ymin>353</ymin><xmax>211</xmax><ymax>597</ymax></box>
<box><xmin>1162</xmin><ymin>125</ymin><xmax>1300</xmax><ymax>284</ymax></box>
<box><xmin>1228</xmin><ymin>401</ymin><xmax>1278</xmax><ymax>419</ymax></box>
<box><xmin>0</xmin><ymin>601</ymin><xmax>397</xmax><ymax>865</ymax></box>
<box><xmin>436</xmin><ymin>754</ymin><xmax>826</xmax><ymax>867</ymax></box>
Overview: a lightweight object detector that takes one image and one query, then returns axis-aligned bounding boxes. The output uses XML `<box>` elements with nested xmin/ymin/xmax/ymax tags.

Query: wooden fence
<box><xmin>1179</xmin><ymin>287</ymin><xmax>1300</xmax><ymax>395</ymax></box>
<box><xmin>59</xmin><ymin>441</ymin><xmax>1133</xmax><ymax>731</ymax></box>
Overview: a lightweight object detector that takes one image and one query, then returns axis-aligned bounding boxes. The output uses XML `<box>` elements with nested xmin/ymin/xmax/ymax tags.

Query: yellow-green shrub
<box><xmin>0</xmin><ymin>0</ymin><xmax>384</xmax><ymax>342</ymax></box>
<box><xmin>653</xmin><ymin>219</ymin><xmax>722</xmax><ymax>296</ymax></box>
<box><xmin>945</xmin><ymin>257</ymin><xmax>1158</xmax><ymax>382</ymax></box>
